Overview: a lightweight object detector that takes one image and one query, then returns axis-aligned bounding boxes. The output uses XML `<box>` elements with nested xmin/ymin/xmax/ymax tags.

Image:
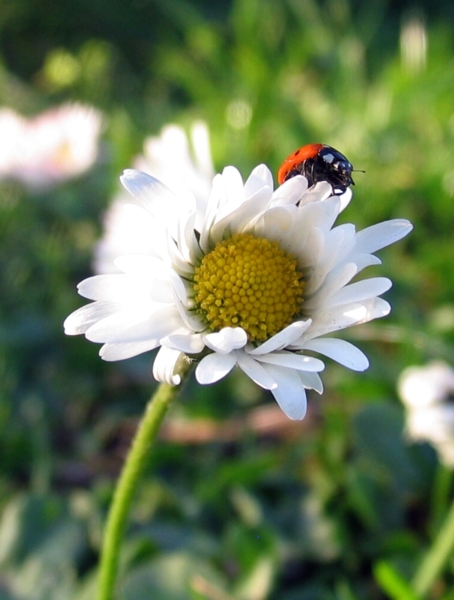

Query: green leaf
<box><xmin>119</xmin><ymin>552</ymin><xmax>227</xmax><ymax>600</ymax></box>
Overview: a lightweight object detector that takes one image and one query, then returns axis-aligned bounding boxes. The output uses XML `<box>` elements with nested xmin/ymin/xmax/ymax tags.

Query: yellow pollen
<box><xmin>193</xmin><ymin>233</ymin><xmax>305</xmax><ymax>343</ymax></box>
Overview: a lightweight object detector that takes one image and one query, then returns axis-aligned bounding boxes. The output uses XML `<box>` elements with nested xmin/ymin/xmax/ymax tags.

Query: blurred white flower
<box><xmin>94</xmin><ymin>122</ymin><xmax>214</xmax><ymax>274</ymax></box>
<box><xmin>0</xmin><ymin>103</ymin><xmax>102</xmax><ymax>190</ymax></box>
<box><xmin>398</xmin><ymin>361</ymin><xmax>454</xmax><ymax>466</ymax></box>
<box><xmin>65</xmin><ymin>158</ymin><xmax>412</xmax><ymax>420</ymax></box>
<box><xmin>400</xmin><ymin>12</ymin><xmax>427</xmax><ymax>74</ymax></box>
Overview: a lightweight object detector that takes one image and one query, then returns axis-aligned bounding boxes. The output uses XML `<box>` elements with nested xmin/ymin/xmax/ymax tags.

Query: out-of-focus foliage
<box><xmin>1</xmin><ymin>0</ymin><xmax>454</xmax><ymax>598</ymax></box>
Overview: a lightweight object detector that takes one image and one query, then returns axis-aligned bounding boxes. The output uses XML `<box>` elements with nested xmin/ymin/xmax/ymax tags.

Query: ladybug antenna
<box><xmin>352</xmin><ymin>169</ymin><xmax>366</xmax><ymax>174</ymax></box>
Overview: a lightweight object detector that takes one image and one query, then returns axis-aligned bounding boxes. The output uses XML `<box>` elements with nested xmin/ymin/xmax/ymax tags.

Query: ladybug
<box><xmin>278</xmin><ymin>143</ymin><xmax>355</xmax><ymax>194</ymax></box>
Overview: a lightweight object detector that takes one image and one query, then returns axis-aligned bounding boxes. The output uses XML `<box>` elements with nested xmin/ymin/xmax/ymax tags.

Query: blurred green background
<box><xmin>1</xmin><ymin>0</ymin><xmax>454</xmax><ymax>598</ymax></box>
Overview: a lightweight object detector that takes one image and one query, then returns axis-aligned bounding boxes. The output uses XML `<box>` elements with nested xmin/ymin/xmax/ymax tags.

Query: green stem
<box><xmin>96</xmin><ymin>363</ymin><xmax>192</xmax><ymax>600</ymax></box>
<box><xmin>413</xmin><ymin>495</ymin><xmax>454</xmax><ymax>597</ymax></box>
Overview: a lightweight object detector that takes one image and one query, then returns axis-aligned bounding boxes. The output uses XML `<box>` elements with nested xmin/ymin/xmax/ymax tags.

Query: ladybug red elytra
<box><xmin>277</xmin><ymin>143</ymin><xmax>355</xmax><ymax>194</ymax></box>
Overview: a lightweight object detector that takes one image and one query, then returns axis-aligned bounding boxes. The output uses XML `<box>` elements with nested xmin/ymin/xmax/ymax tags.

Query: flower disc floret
<box><xmin>193</xmin><ymin>233</ymin><xmax>305</xmax><ymax>342</ymax></box>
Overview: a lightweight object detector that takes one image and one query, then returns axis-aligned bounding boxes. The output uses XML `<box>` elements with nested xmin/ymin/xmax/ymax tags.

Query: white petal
<box><xmin>223</xmin><ymin>165</ymin><xmax>245</xmax><ymax>193</ymax></box>
<box><xmin>85</xmin><ymin>312</ymin><xmax>150</xmax><ymax>343</ymax></box>
<box><xmin>175</xmin><ymin>209</ymin><xmax>194</xmax><ymax>264</ymax></box>
<box><xmin>138</xmin><ymin>122</ymin><xmax>214</xmax><ymax>218</ymax></box>
<box><xmin>165</xmin><ymin>235</ymin><xmax>195</xmax><ymax>277</ymax></box>
<box><xmin>211</xmin><ymin>184</ymin><xmax>272</xmax><ymax>243</ymax></box>
<box><xmin>293</xmin><ymin>225</ymin><xmax>324</xmax><ymax>270</ymax></box>
<box><xmin>153</xmin><ymin>346</ymin><xmax>186</xmax><ymax>384</ymax></box>
<box><xmin>115</xmin><ymin>306</ymin><xmax>186</xmax><ymax>343</ymax></box>
<box><xmin>304</xmin><ymin>229</ymin><xmax>357</xmax><ymax>296</ymax></box>
<box><xmin>302</xmin><ymin>338</ymin><xmax>369</xmax><ymax>371</ymax></box>
<box><xmin>180</xmin><ymin>210</ymin><xmax>202</xmax><ymax>265</ymax></box>
<box><xmin>114</xmin><ymin>254</ymin><xmax>166</xmax><ymax>277</ymax></box>
<box><xmin>195</xmin><ymin>352</ymin><xmax>236</xmax><ymax>384</ymax></box>
<box><xmin>249</xmin><ymin>320</ymin><xmax>312</xmax><ymax>355</ymax></box>
<box><xmin>191</xmin><ymin>121</ymin><xmax>215</xmax><ymax>179</ymax></box>
<box><xmin>254</xmin><ymin>351</ymin><xmax>325</xmax><ymax>372</ymax></box>
<box><xmin>298</xmin><ymin>196</ymin><xmax>340</xmax><ymax>234</ymax></box>
<box><xmin>77</xmin><ymin>274</ymin><xmax>155</xmax><ymax>303</ymax></box>
<box><xmin>161</xmin><ymin>332</ymin><xmax>205</xmax><ymax>354</ymax></box>
<box><xmin>170</xmin><ymin>274</ymin><xmax>205</xmax><ymax>333</ymax></box>
<box><xmin>319</xmin><ymin>277</ymin><xmax>392</xmax><ymax>310</ymax></box>
<box><xmin>330</xmin><ymin>224</ymin><xmax>357</xmax><ymax>264</ymax></box>
<box><xmin>351</xmin><ymin>253</ymin><xmax>382</xmax><ymax>272</ymax></box>
<box><xmin>244</xmin><ymin>164</ymin><xmax>274</xmax><ymax>196</ymax></box>
<box><xmin>215</xmin><ymin>166</ymin><xmax>245</xmax><ymax>219</ymax></box>
<box><xmin>169</xmin><ymin>270</ymin><xmax>190</xmax><ymax>306</ymax></box>
<box><xmin>304</xmin><ymin>263</ymin><xmax>358</xmax><ymax>308</ymax></box>
<box><xmin>305</xmin><ymin>308</ymin><xmax>359</xmax><ymax>340</ymax></box>
<box><xmin>86</xmin><ymin>305</ymin><xmax>183</xmax><ymax>343</ymax></box>
<box><xmin>350</xmin><ymin>297</ymin><xmax>391</xmax><ymax>323</ymax></box>
<box><xmin>355</xmin><ymin>219</ymin><xmax>413</xmax><ymax>254</ymax></box>
<box><xmin>336</xmin><ymin>187</ymin><xmax>352</xmax><ymax>212</ymax></box>
<box><xmin>261</xmin><ymin>363</ymin><xmax>308</xmax><ymax>420</ymax></box>
<box><xmin>100</xmin><ymin>340</ymin><xmax>158</xmax><ymax>361</ymax></box>
<box><xmin>198</xmin><ymin>174</ymin><xmax>224</xmax><ymax>253</ymax></box>
<box><xmin>114</xmin><ymin>256</ymin><xmax>175</xmax><ymax>303</ymax></box>
<box><xmin>64</xmin><ymin>301</ymin><xmax>120</xmax><ymax>335</ymax></box>
<box><xmin>204</xmin><ymin>327</ymin><xmax>248</xmax><ymax>354</ymax></box>
<box><xmin>272</xmin><ymin>175</ymin><xmax>308</xmax><ymax>206</ymax></box>
<box><xmin>306</xmin><ymin>297</ymin><xmax>391</xmax><ymax>340</ymax></box>
<box><xmin>298</xmin><ymin>370</ymin><xmax>324</xmax><ymax>393</ymax></box>
<box><xmin>255</xmin><ymin>206</ymin><xmax>295</xmax><ymax>244</ymax></box>
<box><xmin>235</xmin><ymin>351</ymin><xmax>278</xmax><ymax>390</ymax></box>
<box><xmin>298</xmin><ymin>181</ymin><xmax>333</xmax><ymax>207</ymax></box>
<box><xmin>150</xmin><ymin>284</ymin><xmax>175</xmax><ymax>304</ymax></box>
<box><xmin>120</xmin><ymin>169</ymin><xmax>193</xmax><ymax>235</ymax></box>
<box><xmin>93</xmin><ymin>202</ymin><xmax>163</xmax><ymax>274</ymax></box>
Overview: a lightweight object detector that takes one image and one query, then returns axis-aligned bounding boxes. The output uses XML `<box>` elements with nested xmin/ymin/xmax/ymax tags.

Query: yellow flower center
<box><xmin>193</xmin><ymin>233</ymin><xmax>305</xmax><ymax>343</ymax></box>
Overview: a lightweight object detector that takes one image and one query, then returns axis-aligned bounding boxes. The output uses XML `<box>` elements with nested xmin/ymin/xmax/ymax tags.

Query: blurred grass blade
<box><xmin>374</xmin><ymin>561</ymin><xmax>421</xmax><ymax>600</ymax></box>
<box><xmin>429</xmin><ymin>464</ymin><xmax>454</xmax><ymax>534</ymax></box>
<box><xmin>412</xmin><ymin>498</ymin><xmax>454</xmax><ymax>597</ymax></box>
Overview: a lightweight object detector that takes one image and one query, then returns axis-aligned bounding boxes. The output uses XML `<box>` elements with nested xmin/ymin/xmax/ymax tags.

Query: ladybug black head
<box><xmin>318</xmin><ymin>146</ymin><xmax>354</xmax><ymax>190</ymax></box>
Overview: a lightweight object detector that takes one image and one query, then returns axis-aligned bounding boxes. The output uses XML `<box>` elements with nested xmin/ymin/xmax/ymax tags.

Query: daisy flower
<box><xmin>65</xmin><ymin>163</ymin><xmax>412</xmax><ymax>420</ymax></box>
<box><xmin>0</xmin><ymin>103</ymin><xmax>102</xmax><ymax>190</ymax></box>
<box><xmin>398</xmin><ymin>361</ymin><xmax>454</xmax><ymax>467</ymax></box>
<box><xmin>94</xmin><ymin>122</ymin><xmax>214</xmax><ymax>274</ymax></box>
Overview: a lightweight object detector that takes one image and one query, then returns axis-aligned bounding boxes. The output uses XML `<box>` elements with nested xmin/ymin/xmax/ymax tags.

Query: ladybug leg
<box><xmin>305</xmin><ymin>158</ymin><xmax>317</xmax><ymax>188</ymax></box>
